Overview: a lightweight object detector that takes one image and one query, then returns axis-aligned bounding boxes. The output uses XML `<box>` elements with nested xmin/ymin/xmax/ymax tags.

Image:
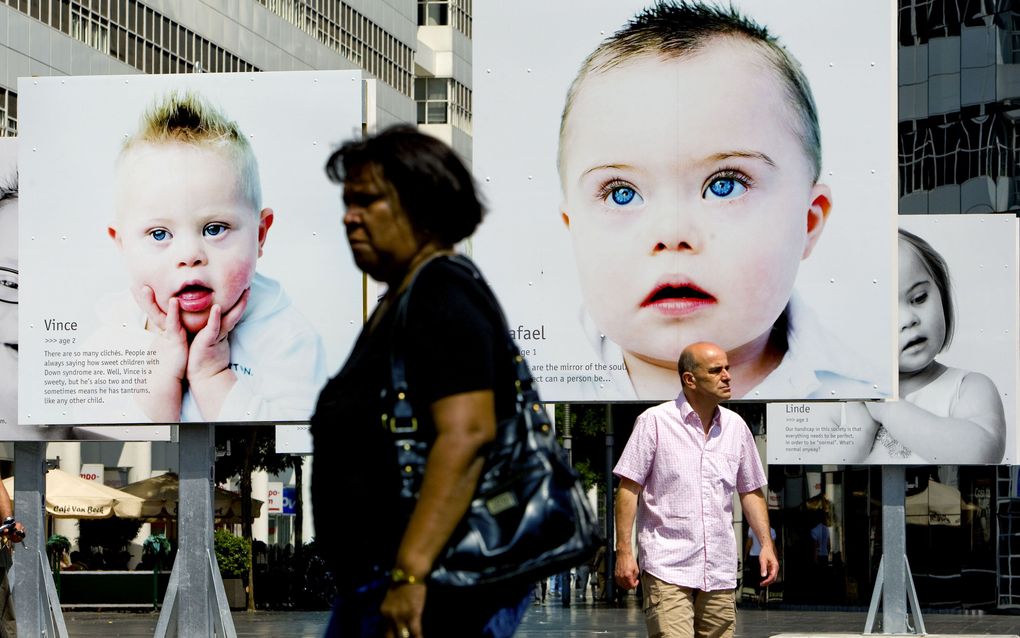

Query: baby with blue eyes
<box><xmin>98</xmin><ymin>91</ymin><xmax>326</xmax><ymax>423</ymax></box>
<box><xmin>557</xmin><ymin>1</ymin><xmax>881</xmax><ymax>400</ymax></box>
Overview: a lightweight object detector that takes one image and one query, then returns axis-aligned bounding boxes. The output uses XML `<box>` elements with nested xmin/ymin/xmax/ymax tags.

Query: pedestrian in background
<box><xmin>614</xmin><ymin>342</ymin><xmax>778</xmax><ymax>637</ymax></box>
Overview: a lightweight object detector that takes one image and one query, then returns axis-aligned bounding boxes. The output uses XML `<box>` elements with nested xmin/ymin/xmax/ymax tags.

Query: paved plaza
<box><xmin>57</xmin><ymin>599</ymin><xmax>1020</xmax><ymax>637</ymax></box>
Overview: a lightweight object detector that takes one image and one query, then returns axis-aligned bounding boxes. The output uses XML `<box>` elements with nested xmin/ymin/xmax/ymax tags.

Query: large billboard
<box><xmin>472</xmin><ymin>0</ymin><xmax>897</xmax><ymax>401</ymax></box>
<box><xmin>17</xmin><ymin>71</ymin><xmax>364</xmax><ymax>426</ymax></box>
<box><xmin>768</xmin><ymin>215</ymin><xmax>1018</xmax><ymax>465</ymax></box>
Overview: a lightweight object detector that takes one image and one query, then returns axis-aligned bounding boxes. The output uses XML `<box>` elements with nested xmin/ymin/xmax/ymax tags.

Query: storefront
<box><xmin>758</xmin><ymin>464</ymin><xmax>1002</xmax><ymax>609</ymax></box>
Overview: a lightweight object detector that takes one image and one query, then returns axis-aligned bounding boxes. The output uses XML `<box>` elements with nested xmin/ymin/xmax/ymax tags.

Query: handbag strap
<box><xmin>383</xmin><ymin>254</ymin><xmax>541</xmax><ymax>496</ymax></box>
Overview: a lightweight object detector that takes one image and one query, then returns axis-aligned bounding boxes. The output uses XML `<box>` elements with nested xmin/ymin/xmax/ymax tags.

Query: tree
<box><xmin>214</xmin><ymin>425</ymin><xmax>301</xmax><ymax>611</ymax></box>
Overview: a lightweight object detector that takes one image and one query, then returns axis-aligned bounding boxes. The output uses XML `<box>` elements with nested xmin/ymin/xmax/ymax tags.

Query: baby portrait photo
<box><xmin>17</xmin><ymin>71</ymin><xmax>365</xmax><ymax>426</ymax></box>
<box><xmin>768</xmin><ymin>214</ymin><xmax>1018</xmax><ymax>465</ymax></box>
<box><xmin>471</xmin><ymin>0</ymin><xmax>897</xmax><ymax>401</ymax></box>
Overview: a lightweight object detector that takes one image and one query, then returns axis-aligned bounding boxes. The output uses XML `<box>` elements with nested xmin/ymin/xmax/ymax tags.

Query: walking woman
<box><xmin>312</xmin><ymin>126</ymin><xmax>532</xmax><ymax>638</ymax></box>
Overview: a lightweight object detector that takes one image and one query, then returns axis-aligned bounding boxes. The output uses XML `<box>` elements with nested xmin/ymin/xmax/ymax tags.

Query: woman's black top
<box><xmin>310</xmin><ymin>257</ymin><xmax>517</xmax><ymax>588</ymax></box>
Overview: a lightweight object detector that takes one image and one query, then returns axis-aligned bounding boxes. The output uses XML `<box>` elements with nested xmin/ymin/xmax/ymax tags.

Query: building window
<box><xmin>70</xmin><ymin>2</ymin><xmax>111</xmax><ymax>54</ymax></box>
<box><xmin>0</xmin><ymin>87</ymin><xmax>16</xmax><ymax>137</ymax></box>
<box><xmin>415</xmin><ymin>78</ymin><xmax>448</xmax><ymax>124</ymax></box>
<box><xmin>418</xmin><ymin>0</ymin><xmax>448</xmax><ymax>26</ymax></box>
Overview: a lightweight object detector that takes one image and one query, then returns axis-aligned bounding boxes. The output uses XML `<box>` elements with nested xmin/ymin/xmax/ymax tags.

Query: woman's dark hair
<box><xmin>325</xmin><ymin>125</ymin><xmax>484</xmax><ymax>244</ymax></box>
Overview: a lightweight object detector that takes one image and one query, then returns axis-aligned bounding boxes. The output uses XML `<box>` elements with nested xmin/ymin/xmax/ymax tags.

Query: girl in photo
<box><xmin>863</xmin><ymin>229</ymin><xmax>1006</xmax><ymax>463</ymax></box>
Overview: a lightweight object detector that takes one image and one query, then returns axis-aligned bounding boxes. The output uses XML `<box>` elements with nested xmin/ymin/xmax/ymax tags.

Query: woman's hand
<box><xmin>380</xmin><ymin>583</ymin><xmax>426</xmax><ymax>638</ymax></box>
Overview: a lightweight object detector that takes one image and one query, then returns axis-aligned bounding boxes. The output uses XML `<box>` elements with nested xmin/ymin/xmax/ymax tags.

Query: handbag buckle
<box><xmin>388</xmin><ymin>415</ymin><xmax>418</xmax><ymax>434</ymax></box>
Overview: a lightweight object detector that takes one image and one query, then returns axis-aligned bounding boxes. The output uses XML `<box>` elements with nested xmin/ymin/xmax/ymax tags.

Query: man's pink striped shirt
<box><xmin>613</xmin><ymin>396</ymin><xmax>767</xmax><ymax>591</ymax></box>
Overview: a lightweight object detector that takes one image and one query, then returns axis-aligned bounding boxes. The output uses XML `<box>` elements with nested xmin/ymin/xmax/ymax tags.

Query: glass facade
<box><xmin>899</xmin><ymin>0</ymin><xmax>1020</xmax><ymax>213</ymax></box>
<box><xmin>759</xmin><ymin>464</ymin><xmax>1001</xmax><ymax>609</ymax></box>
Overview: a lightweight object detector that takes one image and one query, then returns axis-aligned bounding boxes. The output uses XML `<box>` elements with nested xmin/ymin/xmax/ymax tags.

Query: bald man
<box><xmin>613</xmin><ymin>342</ymin><xmax>778</xmax><ymax>638</ymax></box>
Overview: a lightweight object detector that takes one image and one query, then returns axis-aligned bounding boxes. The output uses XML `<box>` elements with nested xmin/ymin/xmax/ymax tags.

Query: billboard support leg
<box><xmin>863</xmin><ymin>465</ymin><xmax>926</xmax><ymax>634</ymax></box>
<box><xmin>153</xmin><ymin>424</ymin><xmax>236</xmax><ymax>638</ymax></box>
<box><xmin>13</xmin><ymin>442</ymin><xmax>68</xmax><ymax>638</ymax></box>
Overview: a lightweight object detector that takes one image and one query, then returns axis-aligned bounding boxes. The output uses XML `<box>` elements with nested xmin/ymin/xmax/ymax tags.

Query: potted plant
<box><xmin>46</xmin><ymin>534</ymin><xmax>71</xmax><ymax>596</ymax></box>
<box><xmin>213</xmin><ymin>529</ymin><xmax>250</xmax><ymax>610</ymax></box>
<box><xmin>142</xmin><ymin>533</ymin><xmax>172</xmax><ymax>609</ymax></box>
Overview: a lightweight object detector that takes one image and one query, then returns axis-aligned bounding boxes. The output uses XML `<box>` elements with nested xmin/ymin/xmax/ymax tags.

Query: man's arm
<box><xmin>0</xmin><ymin>480</ymin><xmax>11</xmax><ymax>521</ymax></box>
<box><xmin>613</xmin><ymin>477</ymin><xmax>641</xmax><ymax>590</ymax></box>
<box><xmin>0</xmin><ymin>479</ymin><xmax>23</xmax><ymax>543</ymax></box>
<box><xmin>739</xmin><ymin>488</ymin><xmax>778</xmax><ymax>586</ymax></box>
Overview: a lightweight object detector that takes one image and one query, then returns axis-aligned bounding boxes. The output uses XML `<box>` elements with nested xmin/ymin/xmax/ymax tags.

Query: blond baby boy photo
<box><xmin>96</xmin><ymin>91</ymin><xmax>326</xmax><ymax>423</ymax></box>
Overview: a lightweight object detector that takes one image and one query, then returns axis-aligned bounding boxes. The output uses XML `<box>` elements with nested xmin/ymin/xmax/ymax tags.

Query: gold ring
<box><xmin>399</xmin><ymin>629</ymin><xmax>410</xmax><ymax>638</ymax></box>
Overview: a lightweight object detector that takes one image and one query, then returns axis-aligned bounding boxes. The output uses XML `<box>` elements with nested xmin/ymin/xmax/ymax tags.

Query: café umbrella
<box><xmin>119</xmin><ymin>472</ymin><xmax>263</xmax><ymax>523</ymax></box>
<box><xmin>3</xmin><ymin>468</ymin><xmax>144</xmax><ymax>519</ymax></box>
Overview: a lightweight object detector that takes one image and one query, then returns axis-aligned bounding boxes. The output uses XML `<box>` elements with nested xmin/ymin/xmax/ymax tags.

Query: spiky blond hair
<box><xmin>119</xmin><ymin>90</ymin><xmax>262</xmax><ymax>210</ymax></box>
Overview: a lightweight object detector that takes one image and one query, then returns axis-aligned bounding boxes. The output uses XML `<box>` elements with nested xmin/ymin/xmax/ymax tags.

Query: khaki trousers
<box><xmin>640</xmin><ymin>572</ymin><xmax>734</xmax><ymax>638</ymax></box>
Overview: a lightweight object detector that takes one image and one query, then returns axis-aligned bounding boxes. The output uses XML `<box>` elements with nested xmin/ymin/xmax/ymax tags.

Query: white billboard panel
<box><xmin>275</xmin><ymin>424</ymin><xmax>311</xmax><ymax>454</ymax></box>
<box><xmin>473</xmin><ymin>0</ymin><xmax>897</xmax><ymax>401</ymax></box>
<box><xmin>17</xmin><ymin>71</ymin><xmax>364</xmax><ymax>426</ymax></box>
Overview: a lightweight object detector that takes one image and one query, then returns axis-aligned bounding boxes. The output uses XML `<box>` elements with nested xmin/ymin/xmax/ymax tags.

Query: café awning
<box><xmin>4</xmin><ymin>468</ymin><xmax>143</xmax><ymax>519</ymax></box>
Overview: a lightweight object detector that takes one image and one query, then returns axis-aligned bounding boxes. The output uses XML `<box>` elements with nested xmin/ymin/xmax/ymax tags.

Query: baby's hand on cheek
<box><xmin>186</xmin><ymin>288</ymin><xmax>249</xmax><ymax>382</ymax></box>
<box><xmin>134</xmin><ymin>289</ymin><xmax>188</xmax><ymax>422</ymax></box>
<box><xmin>185</xmin><ymin>294</ymin><xmax>249</xmax><ymax>421</ymax></box>
<box><xmin>187</xmin><ymin>304</ymin><xmax>232</xmax><ymax>382</ymax></box>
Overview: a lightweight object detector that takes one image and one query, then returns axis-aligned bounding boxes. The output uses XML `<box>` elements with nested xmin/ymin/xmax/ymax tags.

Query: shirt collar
<box><xmin>677</xmin><ymin>396</ymin><xmax>721</xmax><ymax>432</ymax></box>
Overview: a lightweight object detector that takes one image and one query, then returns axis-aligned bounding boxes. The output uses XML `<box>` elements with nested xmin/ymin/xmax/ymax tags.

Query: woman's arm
<box><xmin>866</xmin><ymin>372</ymin><xmax>1006</xmax><ymax>463</ymax></box>
<box><xmin>380</xmin><ymin>389</ymin><xmax>497</xmax><ymax>638</ymax></box>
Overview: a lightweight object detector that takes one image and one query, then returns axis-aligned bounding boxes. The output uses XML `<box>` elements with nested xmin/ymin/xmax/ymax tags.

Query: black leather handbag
<box><xmin>384</xmin><ymin>255</ymin><xmax>600</xmax><ymax>588</ymax></box>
